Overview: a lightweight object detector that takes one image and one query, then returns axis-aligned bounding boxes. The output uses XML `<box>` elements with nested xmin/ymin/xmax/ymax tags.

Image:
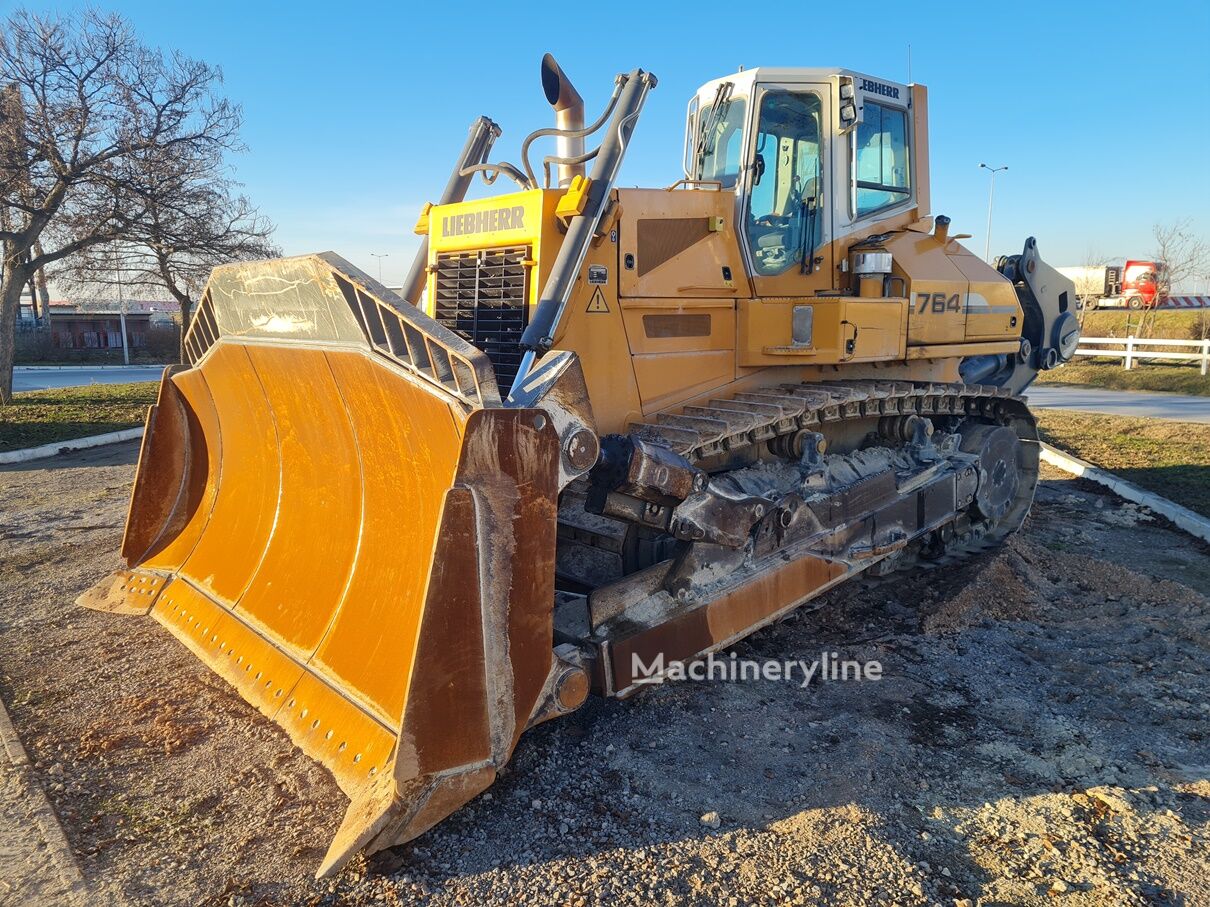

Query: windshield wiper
<box><xmin>693</xmin><ymin>82</ymin><xmax>733</xmax><ymax>178</ymax></box>
<box><xmin>799</xmin><ymin>159</ymin><xmax>822</xmax><ymax>275</ymax></box>
<box><xmin>799</xmin><ymin>193</ymin><xmax>819</xmax><ymax>274</ymax></box>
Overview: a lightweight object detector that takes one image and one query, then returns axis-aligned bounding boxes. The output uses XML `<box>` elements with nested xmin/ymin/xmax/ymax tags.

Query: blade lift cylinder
<box><xmin>400</xmin><ymin>116</ymin><xmax>502</xmax><ymax>307</ymax></box>
<box><xmin>512</xmin><ymin>67</ymin><xmax>657</xmax><ymax>396</ymax></box>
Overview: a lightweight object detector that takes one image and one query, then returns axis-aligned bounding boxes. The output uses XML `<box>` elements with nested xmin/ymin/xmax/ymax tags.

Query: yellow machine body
<box><xmin>81</xmin><ymin>63</ymin><xmax>1076</xmax><ymax>877</ymax></box>
<box><xmin>421</xmin><ymin>77</ymin><xmax>1024</xmax><ymax>434</ymax></box>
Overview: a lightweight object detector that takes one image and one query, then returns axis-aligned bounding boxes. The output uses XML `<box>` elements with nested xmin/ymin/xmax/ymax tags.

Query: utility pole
<box><xmin>370</xmin><ymin>253</ymin><xmax>388</xmax><ymax>284</ymax></box>
<box><xmin>979</xmin><ymin>163</ymin><xmax>1007</xmax><ymax>263</ymax></box>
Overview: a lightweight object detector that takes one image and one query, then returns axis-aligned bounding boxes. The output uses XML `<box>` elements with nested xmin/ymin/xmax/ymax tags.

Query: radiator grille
<box><xmin>433</xmin><ymin>246</ymin><xmax>530</xmax><ymax>389</ymax></box>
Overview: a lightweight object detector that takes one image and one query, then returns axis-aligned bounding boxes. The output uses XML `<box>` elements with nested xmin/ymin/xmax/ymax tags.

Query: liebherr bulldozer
<box><xmin>81</xmin><ymin>56</ymin><xmax>1079</xmax><ymax>876</ymax></box>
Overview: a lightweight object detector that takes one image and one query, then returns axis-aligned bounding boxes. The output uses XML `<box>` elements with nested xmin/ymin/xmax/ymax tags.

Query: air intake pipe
<box><xmin>541</xmin><ymin>53</ymin><xmax>585</xmax><ymax>188</ymax></box>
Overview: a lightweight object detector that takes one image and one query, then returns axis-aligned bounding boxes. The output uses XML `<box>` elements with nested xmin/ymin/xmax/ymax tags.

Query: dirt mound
<box><xmin>921</xmin><ymin>544</ymin><xmax>1044</xmax><ymax>632</ymax></box>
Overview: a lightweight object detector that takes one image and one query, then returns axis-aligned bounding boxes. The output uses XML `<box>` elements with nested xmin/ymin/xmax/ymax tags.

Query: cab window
<box><xmin>853</xmin><ymin>101</ymin><xmax>909</xmax><ymax>216</ymax></box>
<box><xmin>746</xmin><ymin>90</ymin><xmax>823</xmax><ymax>276</ymax></box>
<box><xmin>693</xmin><ymin>88</ymin><xmax>747</xmax><ymax>188</ymax></box>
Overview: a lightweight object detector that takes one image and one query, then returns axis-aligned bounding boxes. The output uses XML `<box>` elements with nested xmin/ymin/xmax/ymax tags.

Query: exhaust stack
<box><xmin>541</xmin><ymin>53</ymin><xmax>584</xmax><ymax>188</ymax></box>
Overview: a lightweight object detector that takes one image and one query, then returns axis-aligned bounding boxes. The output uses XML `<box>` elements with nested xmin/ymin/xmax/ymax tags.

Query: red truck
<box><xmin>1058</xmin><ymin>260</ymin><xmax>1161</xmax><ymax>310</ymax></box>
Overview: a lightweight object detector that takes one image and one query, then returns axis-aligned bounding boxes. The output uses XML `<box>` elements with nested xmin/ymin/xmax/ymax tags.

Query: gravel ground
<box><xmin>0</xmin><ymin>441</ymin><xmax>1207</xmax><ymax>906</ymax></box>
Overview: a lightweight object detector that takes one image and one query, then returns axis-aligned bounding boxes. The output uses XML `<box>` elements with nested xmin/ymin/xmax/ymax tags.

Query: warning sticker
<box><xmin>586</xmin><ymin>287</ymin><xmax>610</xmax><ymax>313</ymax></box>
<box><xmin>588</xmin><ymin>265</ymin><xmax>609</xmax><ymax>285</ymax></box>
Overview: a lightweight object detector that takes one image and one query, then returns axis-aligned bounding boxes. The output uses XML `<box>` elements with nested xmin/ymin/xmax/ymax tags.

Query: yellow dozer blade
<box><xmin>80</xmin><ymin>253</ymin><xmax>576</xmax><ymax>877</ymax></box>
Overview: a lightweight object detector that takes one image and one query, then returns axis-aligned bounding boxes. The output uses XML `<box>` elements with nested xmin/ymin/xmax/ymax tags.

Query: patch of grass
<box><xmin>1036</xmin><ymin>409</ymin><xmax>1210</xmax><ymax>518</ymax></box>
<box><xmin>1037</xmin><ymin>361</ymin><xmax>1210</xmax><ymax>396</ymax></box>
<box><xmin>0</xmin><ymin>382</ymin><xmax>156</xmax><ymax>453</ymax></box>
<box><xmin>1080</xmin><ymin>309</ymin><xmax>1210</xmax><ymax>340</ymax></box>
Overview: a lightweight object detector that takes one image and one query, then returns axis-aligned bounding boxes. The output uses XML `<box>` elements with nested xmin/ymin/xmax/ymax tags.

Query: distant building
<box><xmin>14</xmin><ymin>294</ymin><xmax>178</xmax><ymax>351</ymax></box>
<box><xmin>44</xmin><ymin>298</ymin><xmax>177</xmax><ymax>351</ymax></box>
<box><xmin>15</xmin><ymin>287</ymin><xmax>40</xmax><ymax>330</ymax></box>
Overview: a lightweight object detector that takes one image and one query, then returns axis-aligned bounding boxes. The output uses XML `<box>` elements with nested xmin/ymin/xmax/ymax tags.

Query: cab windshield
<box><xmin>692</xmin><ymin>84</ymin><xmax>747</xmax><ymax>188</ymax></box>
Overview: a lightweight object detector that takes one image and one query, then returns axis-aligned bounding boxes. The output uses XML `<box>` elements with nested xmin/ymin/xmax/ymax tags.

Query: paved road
<box><xmin>13</xmin><ymin>365</ymin><xmax>165</xmax><ymax>392</ymax></box>
<box><xmin>1026</xmin><ymin>383</ymin><xmax>1210</xmax><ymax>423</ymax></box>
<box><xmin>13</xmin><ymin>367</ymin><xmax>1210</xmax><ymax>424</ymax></box>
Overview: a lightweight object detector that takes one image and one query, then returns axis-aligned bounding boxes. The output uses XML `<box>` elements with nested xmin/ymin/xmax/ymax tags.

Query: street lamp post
<box><xmin>112</xmin><ymin>244</ymin><xmax>130</xmax><ymax>366</ymax></box>
<box><xmin>979</xmin><ymin>163</ymin><xmax>1007</xmax><ymax>263</ymax></box>
<box><xmin>370</xmin><ymin>253</ymin><xmax>389</xmax><ymax>284</ymax></box>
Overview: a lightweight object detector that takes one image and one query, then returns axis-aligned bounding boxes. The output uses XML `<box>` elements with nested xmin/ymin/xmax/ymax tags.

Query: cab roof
<box><xmin>694</xmin><ymin>67</ymin><xmax>918</xmax><ymax>98</ymax></box>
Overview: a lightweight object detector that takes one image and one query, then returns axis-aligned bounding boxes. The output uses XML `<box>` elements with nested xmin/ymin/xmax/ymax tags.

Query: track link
<box><xmin>626</xmin><ymin>379</ymin><xmax>1021</xmax><ymax>464</ymax></box>
<box><xmin>557</xmin><ymin>380</ymin><xmax>1037</xmax><ymax>586</ymax></box>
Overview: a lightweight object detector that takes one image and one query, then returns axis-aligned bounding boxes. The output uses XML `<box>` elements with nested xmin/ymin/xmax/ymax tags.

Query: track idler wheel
<box><xmin>768</xmin><ymin>429</ymin><xmax>827</xmax><ymax>461</ymax></box>
<box><xmin>878</xmin><ymin>414</ymin><xmax>933</xmax><ymax>443</ymax></box>
<box><xmin>959</xmin><ymin>424</ymin><xmax>1022</xmax><ymax>523</ymax></box>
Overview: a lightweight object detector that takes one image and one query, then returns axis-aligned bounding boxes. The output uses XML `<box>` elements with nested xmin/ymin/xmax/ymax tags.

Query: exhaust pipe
<box><xmin>541</xmin><ymin>53</ymin><xmax>584</xmax><ymax>188</ymax></box>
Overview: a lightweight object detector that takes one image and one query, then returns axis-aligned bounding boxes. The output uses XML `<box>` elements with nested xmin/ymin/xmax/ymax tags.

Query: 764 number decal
<box><xmin>916</xmin><ymin>292</ymin><xmax>961</xmax><ymax>314</ymax></box>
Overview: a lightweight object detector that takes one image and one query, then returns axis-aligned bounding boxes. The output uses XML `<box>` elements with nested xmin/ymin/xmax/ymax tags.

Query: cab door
<box><xmin>740</xmin><ymin>84</ymin><xmax>835</xmax><ymax>299</ymax></box>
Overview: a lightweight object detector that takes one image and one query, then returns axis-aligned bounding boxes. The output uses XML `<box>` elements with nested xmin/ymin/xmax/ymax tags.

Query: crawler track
<box><xmin>557</xmin><ymin>379</ymin><xmax>1039</xmax><ymax>587</ymax></box>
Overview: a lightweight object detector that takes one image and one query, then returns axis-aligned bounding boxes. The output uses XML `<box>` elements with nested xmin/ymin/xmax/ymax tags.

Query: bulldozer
<box><xmin>80</xmin><ymin>56</ymin><xmax>1079</xmax><ymax>877</ymax></box>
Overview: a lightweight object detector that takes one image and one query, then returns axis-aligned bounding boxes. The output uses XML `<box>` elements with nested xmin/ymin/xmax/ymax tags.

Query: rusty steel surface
<box><xmin>321</xmin><ymin>405</ymin><xmax>560</xmax><ymax>875</ymax></box>
<box><xmin>81</xmin><ymin>256</ymin><xmax>563</xmax><ymax>878</ymax></box>
<box><xmin>566</xmin><ymin>382</ymin><xmax>1041</xmax><ymax>698</ymax></box>
<box><xmin>605</xmin><ymin>553</ymin><xmax>851</xmax><ymax>696</ymax></box>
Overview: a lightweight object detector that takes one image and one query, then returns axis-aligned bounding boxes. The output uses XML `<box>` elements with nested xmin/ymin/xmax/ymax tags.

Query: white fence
<box><xmin>1074</xmin><ymin>336</ymin><xmax>1210</xmax><ymax>375</ymax></box>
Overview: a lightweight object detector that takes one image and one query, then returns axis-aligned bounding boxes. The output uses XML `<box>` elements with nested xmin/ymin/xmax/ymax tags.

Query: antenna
<box><xmin>907</xmin><ymin>43</ymin><xmax>912</xmax><ymax>83</ymax></box>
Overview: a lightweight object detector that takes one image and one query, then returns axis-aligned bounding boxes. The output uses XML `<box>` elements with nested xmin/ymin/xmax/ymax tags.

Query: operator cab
<box><xmin>684</xmin><ymin>68</ymin><xmax>926</xmax><ymax>292</ymax></box>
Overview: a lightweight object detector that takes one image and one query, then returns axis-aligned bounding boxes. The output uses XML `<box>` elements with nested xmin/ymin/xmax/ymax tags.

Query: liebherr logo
<box><xmin>631</xmin><ymin>651</ymin><xmax>883</xmax><ymax>688</ymax></box>
<box><xmin>859</xmin><ymin>78</ymin><xmax>901</xmax><ymax>99</ymax></box>
<box><xmin>441</xmin><ymin>206</ymin><xmax>526</xmax><ymax>237</ymax></box>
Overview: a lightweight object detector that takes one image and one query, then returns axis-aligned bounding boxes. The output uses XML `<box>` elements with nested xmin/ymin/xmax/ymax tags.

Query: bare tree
<box><xmin>1199</xmin><ymin>258</ymin><xmax>1210</xmax><ymax>342</ymax></box>
<box><xmin>1072</xmin><ymin>247</ymin><xmax>1110</xmax><ymax>328</ymax></box>
<box><xmin>1136</xmin><ymin>220</ymin><xmax>1210</xmax><ymax>339</ymax></box>
<box><xmin>63</xmin><ymin>145</ymin><xmax>277</xmax><ymax>361</ymax></box>
<box><xmin>28</xmin><ymin>239</ymin><xmax>50</xmax><ymax>327</ymax></box>
<box><xmin>0</xmin><ymin>9</ymin><xmax>242</xmax><ymax>402</ymax></box>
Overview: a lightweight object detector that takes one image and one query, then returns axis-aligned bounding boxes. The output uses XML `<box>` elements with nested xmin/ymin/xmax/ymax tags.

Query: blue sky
<box><xmin>11</xmin><ymin>0</ymin><xmax>1210</xmax><ymax>287</ymax></box>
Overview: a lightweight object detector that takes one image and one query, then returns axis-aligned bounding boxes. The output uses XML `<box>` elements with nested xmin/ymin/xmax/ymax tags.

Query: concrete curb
<box><xmin>1040</xmin><ymin>442</ymin><xmax>1210</xmax><ymax>544</ymax></box>
<box><xmin>0</xmin><ymin>695</ymin><xmax>89</xmax><ymax>905</ymax></box>
<box><xmin>0</xmin><ymin>428</ymin><xmax>144</xmax><ymax>465</ymax></box>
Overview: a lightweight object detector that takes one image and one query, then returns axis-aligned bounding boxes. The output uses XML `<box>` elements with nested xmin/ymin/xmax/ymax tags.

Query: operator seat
<box><xmin>748</xmin><ymin>174</ymin><xmax>819</xmax><ymax>271</ymax></box>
